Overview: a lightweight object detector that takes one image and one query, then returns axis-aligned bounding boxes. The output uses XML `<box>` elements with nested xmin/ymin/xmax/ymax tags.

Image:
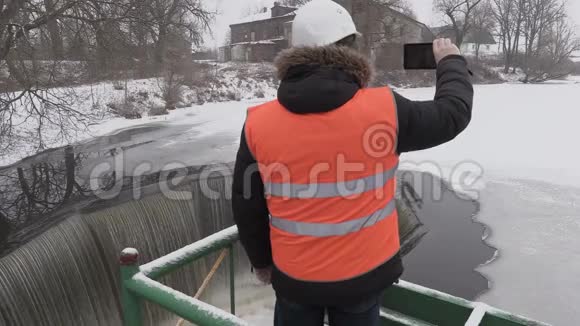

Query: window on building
<box><xmin>473</xmin><ymin>44</ymin><xmax>476</xmax><ymax>50</ymax></box>
<box><xmin>251</xmin><ymin>32</ymin><xmax>256</xmax><ymax>41</ymax></box>
<box><xmin>244</xmin><ymin>34</ymin><xmax>248</xmax><ymax>40</ymax></box>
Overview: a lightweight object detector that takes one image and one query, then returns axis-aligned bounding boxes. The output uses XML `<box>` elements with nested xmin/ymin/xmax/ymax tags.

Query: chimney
<box><xmin>271</xmin><ymin>2</ymin><xmax>281</xmax><ymax>17</ymax></box>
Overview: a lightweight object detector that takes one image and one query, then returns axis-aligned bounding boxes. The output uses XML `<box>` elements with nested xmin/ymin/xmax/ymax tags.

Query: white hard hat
<box><xmin>291</xmin><ymin>0</ymin><xmax>359</xmax><ymax>47</ymax></box>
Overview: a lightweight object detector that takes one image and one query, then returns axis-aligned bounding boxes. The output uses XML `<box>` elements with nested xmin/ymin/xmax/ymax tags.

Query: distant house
<box><xmin>571</xmin><ymin>50</ymin><xmax>580</xmax><ymax>63</ymax></box>
<box><xmin>432</xmin><ymin>26</ymin><xmax>498</xmax><ymax>56</ymax></box>
<box><xmin>221</xmin><ymin>0</ymin><xmax>433</xmax><ymax>67</ymax></box>
<box><xmin>221</xmin><ymin>2</ymin><xmax>297</xmax><ymax>62</ymax></box>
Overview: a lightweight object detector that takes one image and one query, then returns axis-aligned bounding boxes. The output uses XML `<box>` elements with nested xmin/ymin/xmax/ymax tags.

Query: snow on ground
<box><xmin>0</xmin><ymin>78</ymin><xmax>162</xmax><ymax>166</ymax></box>
<box><xmin>491</xmin><ymin>67</ymin><xmax>526</xmax><ymax>83</ymax></box>
<box><xmin>0</xmin><ymin>62</ymin><xmax>277</xmax><ymax>167</ymax></box>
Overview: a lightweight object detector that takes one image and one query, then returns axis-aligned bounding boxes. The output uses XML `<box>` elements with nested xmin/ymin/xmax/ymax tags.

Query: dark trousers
<box><xmin>274</xmin><ymin>295</ymin><xmax>381</xmax><ymax>326</ymax></box>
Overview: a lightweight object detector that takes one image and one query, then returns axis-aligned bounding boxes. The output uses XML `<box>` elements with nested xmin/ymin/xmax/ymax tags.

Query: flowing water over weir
<box><xmin>0</xmin><ymin>143</ymin><xmax>494</xmax><ymax>326</ymax></box>
<box><xmin>0</xmin><ymin>164</ymin><xmax>244</xmax><ymax>326</ymax></box>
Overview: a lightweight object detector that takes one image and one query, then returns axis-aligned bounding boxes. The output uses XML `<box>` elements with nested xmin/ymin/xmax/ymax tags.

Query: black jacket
<box><xmin>232</xmin><ymin>46</ymin><xmax>473</xmax><ymax>306</ymax></box>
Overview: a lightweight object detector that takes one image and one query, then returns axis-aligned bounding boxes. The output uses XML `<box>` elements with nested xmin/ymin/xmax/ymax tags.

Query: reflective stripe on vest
<box><xmin>265</xmin><ymin>163</ymin><xmax>399</xmax><ymax>198</ymax></box>
<box><xmin>245</xmin><ymin>87</ymin><xmax>400</xmax><ymax>282</ymax></box>
<box><xmin>270</xmin><ymin>198</ymin><xmax>396</xmax><ymax>237</ymax></box>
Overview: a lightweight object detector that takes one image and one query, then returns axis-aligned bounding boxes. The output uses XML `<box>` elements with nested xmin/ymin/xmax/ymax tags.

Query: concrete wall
<box><xmin>231</xmin><ymin>42</ymin><xmax>287</xmax><ymax>62</ymax></box>
<box><xmin>218</xmin><ymin>46</ymin><xmax>231</xmax><ymax>62</ymax></box>
<box><xmin>231</xmin><ymin>16</ymin><xmax>294</xmax><ymax>44</ymax></box>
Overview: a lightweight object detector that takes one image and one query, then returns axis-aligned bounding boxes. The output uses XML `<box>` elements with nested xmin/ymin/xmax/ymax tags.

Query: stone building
<box><xmin>221</xmin><ymin>0</ymin><xmax>434</xmax><ymax>68</ymax></box>
<box><xmin>222</xmin><ymin>2</ymin><xmax>297</xmax><ymax>62</ymax></box>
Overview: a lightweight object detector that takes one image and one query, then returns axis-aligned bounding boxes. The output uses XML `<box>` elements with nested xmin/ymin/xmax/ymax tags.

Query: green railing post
<box><xmin>229</xmin><ymin>245</ymin><xmax>235</xmax><ymax>316</ymax></box>
<box><xmin>120</xmin><ymin>248</ymin><xmax>143</xmax><ymax>326</ymax></box>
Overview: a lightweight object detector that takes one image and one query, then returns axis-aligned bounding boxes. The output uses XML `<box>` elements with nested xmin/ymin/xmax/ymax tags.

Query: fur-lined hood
<box><xmin>274</xmin><ymin>46</ymin><xmax>373</xmax><ymax>87</ymax></box>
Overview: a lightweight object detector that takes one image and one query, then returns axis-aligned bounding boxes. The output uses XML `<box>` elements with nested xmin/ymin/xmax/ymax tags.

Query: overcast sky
<box><xmin>203</xmin><ymin>0</ymin><xmax>580</xmax><ymax>48</ymax></box>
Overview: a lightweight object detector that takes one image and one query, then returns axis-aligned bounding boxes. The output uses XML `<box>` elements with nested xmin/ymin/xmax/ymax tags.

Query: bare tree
<box><xmin>43</xmin><ymin>0</ymin><xmax>65</xmax><ymax>59</ymax></box>
<box><xmin>520</xmin><ymin>0</ymin><xmax>566</xmax><ymax>82</ymax></box>
<box><xmin>434</xmin><ymin>0</ymin><xmax>484</xmax><ymax>46</ymax></box>
<box><xmin>357</xmin><ymin>0</ymin><xmax>417</xmax><ymax>56</ymax></box>
<box><xmin>1</xmin><ymin>0</ymin><xmax>213</xmax><ymax>159</ymax></box>
<box><xmin>470</xmin><ymin>0</ymin><xmax>495</xmax><ymax>60</ymax></box>
<box><xmin>141</xmin><ymin>0</ymin><xmax>212</xmax><ymax>66</ymax></box>
<box><xmin>1</xmin><ymin>0</ymin><xmax>105</xmax><ymax>156</ymax></box>
<box><xmin>523</xmin><ymin>17</ymin><xmax>580</xmax><ymax>82</ymax></box>
<box><xmin>491</xmin><ymin>0</ymin><xmax>578</xmax><ymax>81</ymax></box>
<box><xmin>491</xmin><ymin>0</ymin><xmax>525</xmax><ymax>72</ymax></box>
<box><xmin>0</xmin><ymin>1</ymin><xmax>79</xmax><ymax>61</ymax></box>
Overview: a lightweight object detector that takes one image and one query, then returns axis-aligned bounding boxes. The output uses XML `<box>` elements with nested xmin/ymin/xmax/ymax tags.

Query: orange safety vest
<box><xmin>245</xmin><ymin>87</ymin><xmax>400</xmax><ymax>282</ymax></box>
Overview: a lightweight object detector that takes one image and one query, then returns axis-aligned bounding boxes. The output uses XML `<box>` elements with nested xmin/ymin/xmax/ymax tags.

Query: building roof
<box><xmin>232</xmin><ymin>11</ymin><xmax>272</xmax><ymax>25</ymax></box>
<box><xmin>230</xmin><ymin>11</ymin><xmax>296</xmax><ymax>26</ymax></box>
<box><xmin>468</xmin><ymin>29</ymin><xmax>496</xmax><ymax>44</ymax></box>
<box><xmin>384</xmin><ymin>7</ymin><xmax>432</xmax><ymax>33</ymax></box>
<box><xmin>231</xmin><ymin>2</ymin><xmax>297</xmax><ymax>27</ymax></box>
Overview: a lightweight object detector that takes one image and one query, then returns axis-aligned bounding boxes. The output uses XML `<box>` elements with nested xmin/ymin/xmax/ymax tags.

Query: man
<box><xmin>232</xmin><ymin>0</ymin><xmax>473</xmax><ymax>325</ymax></box>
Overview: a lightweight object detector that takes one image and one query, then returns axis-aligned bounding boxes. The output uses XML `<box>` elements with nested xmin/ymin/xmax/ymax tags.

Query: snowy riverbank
<box><xmin>0</xmin><ymin>62</ymin><xmax>278</xmax><ymax>167</ymax></box>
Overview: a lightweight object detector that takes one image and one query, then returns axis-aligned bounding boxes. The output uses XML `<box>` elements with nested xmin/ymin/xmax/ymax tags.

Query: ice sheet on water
<box><xmin>398</xmin><ymin>82</ymin><xmax>580</xmax><ymax>325</ymax></box>
<box><xmin>474</xmin><ymin>178</ymin><xmax>580</xmax><ymax>325</ymax></box>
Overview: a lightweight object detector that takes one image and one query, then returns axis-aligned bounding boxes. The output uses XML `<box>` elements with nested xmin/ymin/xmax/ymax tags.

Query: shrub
<box><xmin>112</xmin><ymin>80</ymin><xmax>125</xmax><ymax>90</ymax></box>
<box><xmin>148</xmin><ymin>104</ymin><xmax>168</xmax><ymax>116</ymax></box>
<box><xmin>254</xmin><ymin>89</ymin><xmax>265</xmax><ymax>98</ymax></box>
<box><xmin>107</xmin><ymin>101</ymin><xmax>141</xmax><ymax>119</ymax></box>
<box><xmin>159</xmin><ymin>72</ymin><xmax>184</xmax><ymax>111</ymax></box>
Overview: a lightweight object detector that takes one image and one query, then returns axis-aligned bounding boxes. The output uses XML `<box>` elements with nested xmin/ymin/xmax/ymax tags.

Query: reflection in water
<box><xmin>0</xmin><ymin>146</ymin><xmax>93</xmax><ymax>254</ymax></box>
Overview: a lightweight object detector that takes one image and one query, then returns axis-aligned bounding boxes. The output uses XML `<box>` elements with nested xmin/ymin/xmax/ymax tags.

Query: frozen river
<box><xmin>76</xmin><ymin>80</ymin><xmax>580</xmax><ymax>325</ymax></box>
<box><xmin>3</xmin><ymin>79</ymin><xmax>579</xmax><ymax>325</ymax></box>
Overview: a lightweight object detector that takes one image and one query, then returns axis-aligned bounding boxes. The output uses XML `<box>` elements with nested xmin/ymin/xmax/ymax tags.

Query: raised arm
<box><xmin>396</xmin><ymin>39</ymin><xmax>474</xmax><ymax>153</ymax></box>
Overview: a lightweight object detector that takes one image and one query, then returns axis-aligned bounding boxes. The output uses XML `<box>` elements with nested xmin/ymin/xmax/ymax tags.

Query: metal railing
<box><xmin>120</xmin><ymin>225</ymin><xmax>550</xmax><ymax>326</ymax></box>
<box><xmin>120</xmin><ymin>226</ymin><xmax>247</xmax><ymax>326</ymax></box>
